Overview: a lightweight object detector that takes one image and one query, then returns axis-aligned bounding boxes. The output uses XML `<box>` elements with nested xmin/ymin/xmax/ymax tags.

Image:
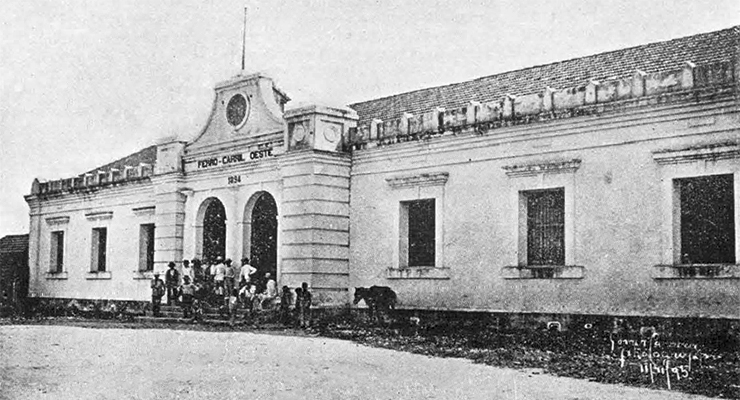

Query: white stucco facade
<box><xmin>24</xmin><ymin>27</ymin><xmax>740</xmax><ymax>318</ymax></box>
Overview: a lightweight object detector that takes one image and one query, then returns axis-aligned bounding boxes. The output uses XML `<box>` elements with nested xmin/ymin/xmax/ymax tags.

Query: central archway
<box><xmin>196</xmin><ymin>197</ymin><xmax>226</xmax><ymax>263</ymax></box>
<box><xmin>243</xmin><ymin>192</ymin><xmax>278</xmax><ymax>279</ymax></box>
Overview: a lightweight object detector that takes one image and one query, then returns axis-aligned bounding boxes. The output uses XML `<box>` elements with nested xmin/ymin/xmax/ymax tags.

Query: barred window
<box><xmin>676</xmin><ymin>174</ymin><xmax>735</xmax><ymax>264</ymax></box>
<box><xmin>401</xmin><ymin>199</ymin><xmax>435</xmax><ymax>267</ymax></box>
<box><xmin>525</xmin><ymin>188</ymin><xmax>565</xmax><ymax>266</ymax></box>
<box><xmin>139</xmin><ymin>224</ymin><xmax>155</xmax><ymax>271</ymax></box>
<box><xmin>91</xmin><ymin>227</ymin><xmax>107</xmax><ymax>272</ymax></box>
<box><xmin>50</xmin><ymin>231</ymin><xmax>64</xmax><ymax>273</ymax></box>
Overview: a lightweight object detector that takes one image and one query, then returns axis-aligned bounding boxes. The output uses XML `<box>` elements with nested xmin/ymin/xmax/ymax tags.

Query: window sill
<box><xmin>653</xmin><ymin>264</ymin><xmax>740</xmax><ymax>280</ymax></box>
<box><xmin>45</xmin><ymin>271</ymin><xmax>68</xmax><ymax>280</ymax></box>
<box><xmin>387</xmin><ymin>267</ymin><xmax>450</xmax><ymax>280</ymax></box>
<box><xmin>502</xmin><ymin>265</ymin><xmax>584</xmax><ymax>279</ymax></box>
<box><xmin>85</xmin><ymin>271</ymin><xmax>112</xmax><ymax>280</ymax></box>
<box><xmin>132</xmin><ymin>271</ymin><xmax>154</xmax><ymax>280</ymax></box>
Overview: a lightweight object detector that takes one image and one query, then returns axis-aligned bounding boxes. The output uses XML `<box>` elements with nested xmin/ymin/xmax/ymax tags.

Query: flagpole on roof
<box><xmin>241</xmin><ymin>7</ymin><xmax>247</xmax><ymax>72</ymax></box>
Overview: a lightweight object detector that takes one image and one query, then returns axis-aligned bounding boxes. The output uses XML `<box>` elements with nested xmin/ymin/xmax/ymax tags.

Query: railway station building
<box><xmin>25</xmin><ymin>26</ymin><xmax>740</xmax><ymax>319</ymax></box>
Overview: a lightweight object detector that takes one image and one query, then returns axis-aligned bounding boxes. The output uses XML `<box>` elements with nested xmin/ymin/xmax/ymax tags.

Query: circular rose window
<box><xmin>226</xmin><ymin>94</ymin><xmax>249</xmax><ymax>127</ymax></box>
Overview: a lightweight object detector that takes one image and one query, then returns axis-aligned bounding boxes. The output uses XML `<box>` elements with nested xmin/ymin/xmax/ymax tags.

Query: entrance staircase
<box><xmin>135</xmin><ymin>302</ymin><xmax>284</xmax><ymax>326</ymax></box>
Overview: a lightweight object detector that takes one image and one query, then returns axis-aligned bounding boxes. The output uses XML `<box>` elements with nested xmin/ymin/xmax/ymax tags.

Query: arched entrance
<box><xmin>196</xmin><ymin>197</ymin><xmax>226</xmax><ymax>263</ymax></box>
<box><xmin>244</xmin><ymin>192</ymin><xmax>278</xmax><ymax>279</ymax></box>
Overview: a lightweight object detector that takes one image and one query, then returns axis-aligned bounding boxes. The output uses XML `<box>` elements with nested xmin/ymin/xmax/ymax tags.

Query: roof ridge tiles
<box><xmin>348</xmin><ymin>25</ymin><xmax>739</xmax><ymax>124</ymax></box>
<box><xmin>82</xmin><ymin>144</ymin><xmax>157</xmax><ymax>177</ymax></box>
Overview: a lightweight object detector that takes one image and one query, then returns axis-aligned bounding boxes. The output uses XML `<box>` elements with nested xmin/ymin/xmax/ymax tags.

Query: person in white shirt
<box><xmin>181</xmin><ymin>259</ymin><xmax>194</xmax><ymax>282</ymax></box>
<box><xmin>259</xmin><ymin>273</ymin><xmax>278</xmax><ymax>310</ymax></box>
<box><xmin>213</xmin><ymin>258</ymin><xmax>226</xmax><ymax>296</ymax></box>
<box><xmin>239</xmin><ymin>257</ymin><xmax>257</xmax><ymax>287</ymax></box>
<box><xmin>239</xmin><ymin>283</ymin><xmax>258</xmax><ymax>319</ymax></box>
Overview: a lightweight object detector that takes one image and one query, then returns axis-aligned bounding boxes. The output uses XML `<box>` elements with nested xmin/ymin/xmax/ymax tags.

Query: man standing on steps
<box><xmin>223</xmin><ymin>259</ymin><xmax>236</xmax><ymax>304</ymax></box>
<box><xmin>150</xmin><ymin>272</ymin><xmax>165</xmax><ymax>317</ymax></box>
<box><xmin>239</xmin><ymin>257</ymin><xmax>257</xmax><ymax>288</ymax></box>
<box><xmin>165</xmin><ymin>262</ymin><xmax>180</xmax><ymax>306</ymax></box>
<box><xmin>298</xmin><ymin>282</ymin><xmax>312</xmax><ymax>328</ymax></box>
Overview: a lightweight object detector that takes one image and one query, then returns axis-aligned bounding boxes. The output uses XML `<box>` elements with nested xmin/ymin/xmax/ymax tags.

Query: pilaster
<box><xmin>25</xmin><ymin>195</ymin><xmax>42</xmax><ymax>297</ymax></box>
<box><xmin>279</xmin><ymin>150</ymin><xmax>352</xmax><ymax>307</ymax></box>
<box><xmin>152</xmin><ymin>140</ymin><xmax>188</xmax><ymax>273</ymax></box>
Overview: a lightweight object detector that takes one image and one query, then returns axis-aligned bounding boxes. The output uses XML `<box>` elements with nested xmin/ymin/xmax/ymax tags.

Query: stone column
<box><xmin>224</xmin><ymin>188</ymin><xmax>242</xmax><ymax>263</ymax></box>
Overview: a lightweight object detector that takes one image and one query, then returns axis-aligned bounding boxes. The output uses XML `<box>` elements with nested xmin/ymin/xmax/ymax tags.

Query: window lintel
<box><xmin>386</xmin><ymin>172</ymin><xmax>449</xmax><ymax>189</ymax></box>
<box><xmin>46</xmin><ymin>216</ymin><xmax>70</xmax><ymax>225</ymax></box>
<box><xmin>503</xmin><ymin>159</ymin><xmax>581</xmax><ymax>178</ymax></box>
<box><xmin>85</xmin><ymin>211</ymin><xmax>113</xmax><ymax>221</ymax></box>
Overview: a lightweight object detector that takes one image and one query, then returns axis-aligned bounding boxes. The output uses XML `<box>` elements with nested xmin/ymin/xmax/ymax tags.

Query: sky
<box><xmin>0</xmin><ymin>0</ymin><xmax>737</xmax><ymax>237</ymax></box>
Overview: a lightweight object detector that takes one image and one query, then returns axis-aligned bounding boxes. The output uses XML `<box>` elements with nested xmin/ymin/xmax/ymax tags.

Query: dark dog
<box><xmin>354</xmin><ymin>286</ymin><xmax>397</xmax><ymax>320</ymax></box>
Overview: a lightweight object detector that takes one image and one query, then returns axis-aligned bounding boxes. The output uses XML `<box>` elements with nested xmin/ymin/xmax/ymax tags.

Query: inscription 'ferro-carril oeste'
<box><xmin>195</xmin><ymin>148</ymin><xmax>273</xmax><ymax>169</ymax></box>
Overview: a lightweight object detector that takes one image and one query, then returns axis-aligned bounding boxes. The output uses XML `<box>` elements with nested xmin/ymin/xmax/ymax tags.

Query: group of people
<box><xmin>149</xmin><ymin>257</ymin><xmax>312</xmax><ymax>327</ymax></box>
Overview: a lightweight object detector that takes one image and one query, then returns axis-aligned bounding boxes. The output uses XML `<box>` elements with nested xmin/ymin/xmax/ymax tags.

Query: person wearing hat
<box><xmin>150</xmin><ymin>272</ymin><xmax>165</xmax><ymax>317</ymax></box>
<box><xmin>165</xmin><ymin>262</ymin><xmax>180</xmax><ymax>305</ymax></box>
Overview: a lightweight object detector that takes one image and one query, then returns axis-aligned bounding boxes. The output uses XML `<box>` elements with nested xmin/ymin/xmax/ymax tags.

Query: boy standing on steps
<box><xmin>179</xmin><ymin>275</ymin><xmax>196</xmax><ymax>319</ymax></box>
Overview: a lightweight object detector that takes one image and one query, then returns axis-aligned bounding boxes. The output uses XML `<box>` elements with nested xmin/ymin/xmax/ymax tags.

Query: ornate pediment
<box><xmin>187</xmin><ymin>73</ymin><xmax>290</xmax><ymax>154</ymax></box>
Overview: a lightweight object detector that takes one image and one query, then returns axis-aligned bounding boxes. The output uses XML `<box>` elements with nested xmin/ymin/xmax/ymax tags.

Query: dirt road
<box><xmin>0</xmin><ymin>325</ymin><xmax>716</xmax><ymax>400</ymax></box>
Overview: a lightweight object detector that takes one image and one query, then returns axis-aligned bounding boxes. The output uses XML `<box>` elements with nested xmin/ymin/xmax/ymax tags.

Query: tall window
<box><xmin>91</xmin><ymin>227</ymin><xmax>107</xmax><ymax>272</ymax></box>
<box><xmin>525</xmin><ymin>188</ymin><xmax>565</xmax><ymax>266</ymax></box>
<box><xmin>50</xmin><ymin>231</ymin><xmax>64</xmax><ymax>273</ymax></box>
<box><xmin>139</xmin><ymin>224</ymin><xmax>155</xmax><ymax>271</ymax></box>
<box><xmin>676</xmin><ymin>174</ymin><xmax>735</xmax><ymax>264</ymax></box>
<box><xmin>401</xmin><ymin>199</ymin><xmax>435</xmax><ymax>267</ymax></box>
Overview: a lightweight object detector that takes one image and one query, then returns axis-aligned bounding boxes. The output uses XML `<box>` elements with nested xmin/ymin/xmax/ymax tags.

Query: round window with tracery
<box><xmin>226</xmin><ymin>94</ymin><xmax>249</xmax><ymax>127</ymax></box>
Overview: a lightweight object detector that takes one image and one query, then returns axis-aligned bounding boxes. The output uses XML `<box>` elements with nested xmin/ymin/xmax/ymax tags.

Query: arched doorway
<box><xmin>197</xmin><ymin>197</ymin><xmax>226</xmax><ymax>263</ymax></box>
<box><xmin>244</xmin><ymin>192</ymin><xmax>278</xmax><ymax>279</ymax></box>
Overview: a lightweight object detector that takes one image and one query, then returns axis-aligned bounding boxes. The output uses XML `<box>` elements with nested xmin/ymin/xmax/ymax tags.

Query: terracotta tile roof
<box><xmin>349</xmin><ymin>26</ymin><xmax>739</xmax><ymax>125</ymax></box>
<box><xmin>83</xmin><ymin>145</ymin><xmax>157</xmax><ymax>176</ymax></box>
<box><xmin>0</xmin><ymin>235</ymin><xmax>28</xmax><ymax>255</ymax></box>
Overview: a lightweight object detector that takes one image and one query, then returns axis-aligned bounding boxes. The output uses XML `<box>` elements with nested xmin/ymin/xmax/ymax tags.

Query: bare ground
<box><xmin>0</xmin><ymin>324</ymin><xmax>718</xmax><ymax>400</ymax></box>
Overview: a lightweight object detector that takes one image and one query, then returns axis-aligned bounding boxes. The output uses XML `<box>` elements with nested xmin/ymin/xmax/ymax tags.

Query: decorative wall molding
<box><xmin>132</xmin><ymin>206</ymin><xmax>155</xmax><ymax>217</ymax></box>
<box><xmin>84</xmin><ymin>211</ymin><xmax>113</xmax><ymax>221</ymax></box>
<box><xmin>652</xmin><ymin>143</ymin><xmax>740</xmax><ymax>165</ymax></box>
<box><xmin>653</xmin><ymin>264</ymin><xmax>740</xmax><ymax>280</ymax></box>
<box><xmin>85</xmin><ymin>271</ymin><xmax>112</xmax><ymax>280</ymax></box>
<box><xmin>502</xmin><ymin>265</ymin><xmax>585</xmax><ymax>279</ymax></box>
<box><xmin>132</xmin><ymin>270</ymin><xmax>154</xmax><ymax>280</ymax></box>
<box><xmin>503</xmin><ymin>159</ymin><xmax>581</xmax><ymax>177</ymax></box>
<box><xmin>387</xmin><ymin>267</ymin><xmax>450</xmax><ymax>280</ymax></box>
<box><xmin>45</xmin><ymin>216</ymin><xmax>70</xmax><ymax>225</ymax></box>
<box><xmin>45</xmin><ymin>271</ymin><xmax>68</xmax><ymax>280</ymax></box>
<box><xmin>386</xmin><ymin>172</ymin><xmax>449</xmax><ymax>189</ymax></box>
